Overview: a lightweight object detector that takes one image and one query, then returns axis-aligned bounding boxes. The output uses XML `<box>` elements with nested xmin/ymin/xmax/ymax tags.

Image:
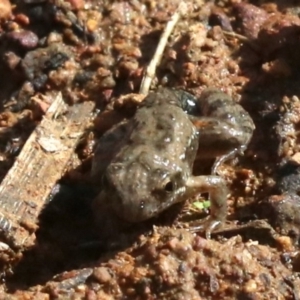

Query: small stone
<box><xmin>93</xmin><ymin>267</ymin><xmax>112</xmax><ymax>283</ymax></box>
<box><xmin>86</xmin><ymin>19</ymin><xmax>99</xmax><ymax>32</ymax></box>
<box><xmin>291</xmin><ymin>153</ymin><xmax>300</xmax><ymax>165</ymax></box>
<box><xmin>275</xmin><ymin>236</ymin><xmax>294</xmax><ymax>252</ymax></box>
<box><xmin>234</xmin><ymin>3</ymin><xmax>268</xmax><ymax>39</ymax></box>
<box><xmin>66</xmin><ymin>0</ymin><xmax>84</xmax><ymax>10</ymax></box>
<box><xmin>7</xmin><ymin>30</ymin><xmax>39</xmax><ymax>49</ymax></box>
<box><xmin>0</xmin><ymin>0</ymin><xmax>12</xmax><ymax>20</ymax></box>
<box><xmin>243</xmin><ymin>279</ymin><xmax>258</xmax><ymax>293</ymax></box>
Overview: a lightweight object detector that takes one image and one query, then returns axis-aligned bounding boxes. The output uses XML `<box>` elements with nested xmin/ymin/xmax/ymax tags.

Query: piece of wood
<box><xmin>0</xmin><ymin>93</ymin><xmax>95</xmax><ymax>250</ymax></box>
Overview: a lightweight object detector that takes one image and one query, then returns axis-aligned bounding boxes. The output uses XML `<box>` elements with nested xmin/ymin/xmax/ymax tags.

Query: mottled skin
<box><xmin>91</xmin><ymin>88</ymin><xmax>255</xmax><ymax>238</ymax></box>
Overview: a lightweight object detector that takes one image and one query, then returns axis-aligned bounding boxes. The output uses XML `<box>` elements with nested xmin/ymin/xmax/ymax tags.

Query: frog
<box><xmin>91</xmin><ymin>88</ymin><xmax>255</xmax><ymax>238</ymax></box>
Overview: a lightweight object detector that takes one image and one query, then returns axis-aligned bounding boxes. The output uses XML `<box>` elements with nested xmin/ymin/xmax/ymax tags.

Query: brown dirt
<box><xmin>0</xmin><ymin>0</ymin><xmax>300</xmax><ymax>299</ymax></box>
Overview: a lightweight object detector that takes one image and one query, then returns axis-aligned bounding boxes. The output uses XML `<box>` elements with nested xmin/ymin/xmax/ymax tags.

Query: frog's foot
<box><xmin>185</xmin><ymin>176</ymin><xmax>227</xmax><ymax>239</ymax></box>
<box><xmin>188</xmin><ymin>216</ymin><xmax>222</xmax><ymax>239</ymax></box>
<box><xmin>212</xmin><ymin>145</ymin><xmax>246</xmax><ymax>175</ymax></box>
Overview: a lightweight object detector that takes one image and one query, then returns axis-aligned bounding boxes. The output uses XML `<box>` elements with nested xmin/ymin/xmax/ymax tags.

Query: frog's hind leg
<box><xmin>212</xmin><ymin>145</ymin><xmax>247</xmax><ymax>175</ymax></box>
<box><xmin>193</xmin><ymin>88</ymin><xmax>255</xmax><ymax>173</ymax></box>
<box><xmin>192</xmin><ymin>117</ymin><xmax>247</xmax><ymax>158</ymax></box>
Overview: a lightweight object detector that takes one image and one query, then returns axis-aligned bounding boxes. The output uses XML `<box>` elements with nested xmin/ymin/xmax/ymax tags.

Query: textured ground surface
<box><xmin>0</xmin><ymin>0</ymin><xmax>300</xmax><ymax>299</ymax></box>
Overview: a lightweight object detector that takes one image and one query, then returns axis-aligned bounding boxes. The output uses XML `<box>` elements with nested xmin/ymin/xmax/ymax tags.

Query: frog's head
<box><xmin>102</xmin><ymin>150</ymin><xmax>189</xmax><ymax>222</ymax></box>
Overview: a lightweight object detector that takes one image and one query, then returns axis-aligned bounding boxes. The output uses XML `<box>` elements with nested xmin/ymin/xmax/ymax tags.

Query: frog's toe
<box><xmin>188</xmin><ymin>217</ymin><xmax>222</xmax><ymax>239</ymax></box>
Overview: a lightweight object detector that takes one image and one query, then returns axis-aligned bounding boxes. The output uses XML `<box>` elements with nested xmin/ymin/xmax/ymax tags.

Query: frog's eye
<box><xmin>163</xmin><ymin>179</ymin><xmax>174</xmax><ymax>193</ymax></box>
<box><xmin>152</xmin><ymin>170</ymin><xmax>179</xmax><ymax>195</ymax></box>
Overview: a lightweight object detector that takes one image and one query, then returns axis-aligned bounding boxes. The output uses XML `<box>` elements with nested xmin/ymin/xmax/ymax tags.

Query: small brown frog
<box><xmin>91</xmin><ymin>88</ymin><xmax>255</xmax><ymax>238</ymax></box>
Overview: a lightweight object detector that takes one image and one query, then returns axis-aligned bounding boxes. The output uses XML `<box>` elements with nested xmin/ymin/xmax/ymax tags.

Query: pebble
<box><xmin>0</xmin><ymin>0</ymin><xmax>12</xmax><ymax>20</ymax></box>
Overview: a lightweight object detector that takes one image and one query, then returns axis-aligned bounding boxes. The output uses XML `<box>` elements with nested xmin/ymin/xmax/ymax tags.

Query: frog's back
<box><xmin>92</xmin><ymin>88</ymin><xmax>199</xmax><ymax>180</ymax></box>
<box><xmin>127</xmin><ymin>88</ymin><xmax>199</xmax><ymax>165</ymax></box>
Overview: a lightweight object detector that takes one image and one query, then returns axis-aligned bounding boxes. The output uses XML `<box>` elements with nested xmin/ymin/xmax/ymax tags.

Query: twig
<box><xmin>139</xmin><ymin>3</ymin><xmax>188</xmax><ymax>95</ymax></box>
<box><xmin>222</xmin><ymin>30</ymin><xmax>260</xmax><ymax>52</ymax></box>
<box><xmin>222</xmin><ymin>30</ymin><xmax>250</xmax><ymax>43</ymax></box>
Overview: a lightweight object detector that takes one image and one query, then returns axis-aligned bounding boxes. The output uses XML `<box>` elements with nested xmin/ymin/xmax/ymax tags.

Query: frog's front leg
<box><xmin>185</xmin><ymin>175</ymin><xmax>228</xmax><ymax>239</ymax></box>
